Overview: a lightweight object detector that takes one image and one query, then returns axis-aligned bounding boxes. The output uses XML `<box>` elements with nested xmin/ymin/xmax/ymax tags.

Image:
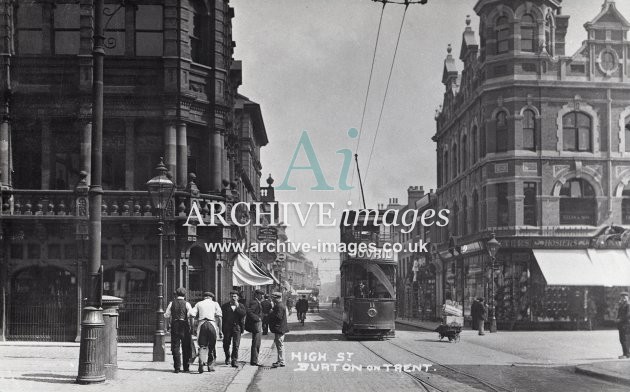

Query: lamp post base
<box><xmin>153</xmin><ymin>332</ymin><xmax>166</xmax><ymax>362</ymax></box>
<box><xmin>490</xmin><ymin>317</ymin><xmax>497</xmax><ymax>333</ymax></box>
<box><xmin>77</xmin><ymin>306</ymin><xmax>106</xmax><ymax>384</ymax></box>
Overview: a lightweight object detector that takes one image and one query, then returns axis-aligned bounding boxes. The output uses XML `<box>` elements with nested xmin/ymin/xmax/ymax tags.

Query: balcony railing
<box><xmin>0</xmin><ymin>189</ymin><xmax>226</xmax><ymax>218</ymax></box>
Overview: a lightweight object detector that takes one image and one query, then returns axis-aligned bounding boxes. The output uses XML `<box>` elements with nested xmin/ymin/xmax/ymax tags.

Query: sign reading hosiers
<box><xmin>257</xmin><ymin>227</ymin><xmax>278</xmax><ymax>242</ymax></box>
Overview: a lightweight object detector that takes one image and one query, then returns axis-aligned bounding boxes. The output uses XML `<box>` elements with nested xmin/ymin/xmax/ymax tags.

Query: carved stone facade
<box><xmin>431</xmin><ymin>0</ymin><xmax>630</xmax><ymax>329</ymax></box>
<box><xmin>0</xmin><ymin>1</ymin><xmax>268</xmax><ymax>341</ymax></box>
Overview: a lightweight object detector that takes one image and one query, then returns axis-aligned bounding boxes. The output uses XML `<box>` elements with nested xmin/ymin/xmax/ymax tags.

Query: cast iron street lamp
<box><xmin>486</xmin><ymin>233</ymin><xmax>501</xmax><ymax>333</ymax></box>
<box><xmin>147</xmin><ymin>158</ymin><xmax>176</xmax><ymax>362</ymax></box>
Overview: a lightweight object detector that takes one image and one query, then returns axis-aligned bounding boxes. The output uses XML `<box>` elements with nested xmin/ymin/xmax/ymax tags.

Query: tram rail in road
<box><xmin>319</xmin><ymin>307</ymin><xmax>512</xmax><ymax>392</ymax></box>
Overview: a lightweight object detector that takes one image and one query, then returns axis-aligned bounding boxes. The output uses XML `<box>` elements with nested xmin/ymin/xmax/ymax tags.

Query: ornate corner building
<box><xmin>0</xmin><ymin>0</ymin><xmax>269</xmax><ymax>342</ymax></box>
<box><xmin>432</xmin><ymin>0</ymin><xmax>630</xmax><ymax>329</ymax></box>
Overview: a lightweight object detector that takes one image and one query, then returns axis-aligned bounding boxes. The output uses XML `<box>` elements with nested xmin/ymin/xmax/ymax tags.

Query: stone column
<box><xmin>124</xmin><ymin>119</ymin><xmax>134</xmax><ymax>189</ymax></box>
<box><xmin>41</xmin><ymin>118</ymin><xmax>51</xmax><ymax>189</ymax></box>
<box><xmin>0</xmin><ymin>117</ymin><xmax>9</xmax><ymax>187</ymax></box>
<box><xmin>79</xmin><ymin>119</ymin><xmax>92</xmax><ymax>185</ymax></box>
<box><xmin>209</xmin><ymin>130</ymin><xmax>223</xmax><ymax>192</ymax></box>
<box><xmin>176</xmin><ymin>122</ymin><xmax>187</xmax><ymax>189</ymax></box>
<box><xmin>164</xmin><ymin>121</ymin><xmax>176</xmax><ymax>183</ymax></box>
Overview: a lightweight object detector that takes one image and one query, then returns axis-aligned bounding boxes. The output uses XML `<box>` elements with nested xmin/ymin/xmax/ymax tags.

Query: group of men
<box><xmin>164</xmin><ymin>287</ymin><xmax>289</xmax><ymax>374</ymax></box>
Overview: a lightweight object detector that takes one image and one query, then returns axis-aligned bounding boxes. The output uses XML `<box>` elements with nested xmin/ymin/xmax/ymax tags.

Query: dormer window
<box><xmin>496</xmin><ymin>16</ymin><xmax>510</xmax><ymax>54</ymax></box>
<box><xmin>520</xmin><ymin>14</ymin><xmax>535</xmax><ymax>53</ymax></box>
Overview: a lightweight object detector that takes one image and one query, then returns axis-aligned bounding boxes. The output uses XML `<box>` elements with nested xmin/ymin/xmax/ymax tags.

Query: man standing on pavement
<box><xmin>471</xmin><ymin>297</ymin><xmax>486</xmax><ymax>336</ymax></box>
<box><xmin>296</xmin><ymin>295</ymin><xmax>309</xmax><ymax>324</ymax></box>
<box><xmin>221</xmin><ymin>291</ymin><xmax>247</xmax><ymax>367</ymax></box>
<box><xmin>189</xmin><ymin>291</ymin><xmax>223</xmax><ymax>373</ymax></box>
<box><xmin>269</xmin><ymin>292</ymin><xmax>289</xmax><ymax>368</ymax></box>
<box><xmin>616</xmin><ymin>291</ymin><xmax>630</xmax><ymax>359</ymax></box>
<box><xmin>164</xmin><ymin>287</ymin><xmax>193</xmax><ymax>373</ymax></box>
<box><xmin>261</xmin><ymin>294</ymin><xmax>273</xmax><ymax>335</ymax></box>
<box><xmin>246</xmin><ymin>289</ymin><xmax>264</xmax><ymax>366</ymax></box>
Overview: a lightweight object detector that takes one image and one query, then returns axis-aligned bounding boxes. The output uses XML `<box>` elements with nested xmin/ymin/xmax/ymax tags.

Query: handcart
<box><xmin>435</xmin><ymin>301</ymin><xmax>463</xmax><ymax>342</ymax></box>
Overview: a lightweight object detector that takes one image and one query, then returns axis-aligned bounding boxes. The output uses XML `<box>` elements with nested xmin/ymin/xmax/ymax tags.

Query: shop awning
<box><xmin>532</xmin><ymin>249</ymin><xmax>605</xmax><ymax>286</ymax></box>
<box><xmin>232</xmin><ymin>253</ymin><xmax>274</xmax><ymax>286</ymax></box>
<box><xmin>587</xmin><ymin>249</ymin><xmax>630</xmax><ymax>286</ymax></box>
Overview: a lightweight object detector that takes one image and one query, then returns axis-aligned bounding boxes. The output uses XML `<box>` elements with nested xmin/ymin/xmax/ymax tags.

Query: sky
<box><xmin>231</xmin><ymin>0</ymin><xmax>630</xmax><ymax>283</ymax></box>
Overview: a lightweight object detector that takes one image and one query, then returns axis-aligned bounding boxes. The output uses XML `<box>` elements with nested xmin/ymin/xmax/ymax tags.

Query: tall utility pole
<box><xmin>77</xmin><ymin>0</ymin><xmax>105</xmax><ymax>384</ymax></box>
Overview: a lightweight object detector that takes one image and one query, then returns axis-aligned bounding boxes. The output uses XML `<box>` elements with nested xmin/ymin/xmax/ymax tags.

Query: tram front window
<box><xmin>344</xmin><ymin>263</ymin><xmax>395</xmax><ymax>299</ymax></box>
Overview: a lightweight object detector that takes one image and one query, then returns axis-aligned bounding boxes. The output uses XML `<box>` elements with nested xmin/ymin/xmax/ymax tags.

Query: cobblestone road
<box><xmin>248</xmin><ymin>307</ymin><xmax>630</xmax><ymax>392</ymax></box>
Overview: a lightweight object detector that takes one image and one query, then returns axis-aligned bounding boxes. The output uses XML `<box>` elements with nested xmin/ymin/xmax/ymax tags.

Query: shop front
<box><xmin>433</xmin><ymin>235</ymin><xmax>630</xmax><ymax>330</ymax></box>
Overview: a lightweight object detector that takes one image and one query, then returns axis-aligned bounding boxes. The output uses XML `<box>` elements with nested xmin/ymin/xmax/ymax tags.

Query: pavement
<box><xmin>1</xmin><ymin>306</ymin><xmax>629</xmax><ymax>391</ymax></box>
<box><xmin>326</xmin><ymin>303</ymin><xmax>630</xmax><ymax>388</ymax></box>
<box><xmin>0</xmin><ymin>332</ymin><xmax>276</xmax><ymax>392</ymax></box>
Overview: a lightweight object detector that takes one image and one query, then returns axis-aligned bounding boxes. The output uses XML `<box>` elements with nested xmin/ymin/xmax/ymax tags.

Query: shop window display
<box><xmin>417</xmin><ymin>266</ymin><xmax>436</xmax><ymax>320</ymax></box>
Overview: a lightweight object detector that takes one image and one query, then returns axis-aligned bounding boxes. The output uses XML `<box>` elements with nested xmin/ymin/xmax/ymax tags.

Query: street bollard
<box><xmin>102</xmin><ymin>295</ymin><xmax>123</xmax><ymax>380</ymax></box>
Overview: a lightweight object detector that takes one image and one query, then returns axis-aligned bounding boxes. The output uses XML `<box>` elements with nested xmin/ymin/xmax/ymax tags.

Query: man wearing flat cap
<box><xmin>616</xmin><ymin>291</ymin><xmax>630</xmax><ymax>359</ymax></box>
<box><xmin>245</xmin><ymin>289</ymin><xmax>264</xmax><ymax>366</ymax></box>
<box><xmin>269</xmin><ymin>292</ymin><xmax>289</xmax><ymax>367</ymax></box>
<box><xmin>189</xmin><ymin>291</ymin><xmax>223</xmax><ymax>372</ymax></box>
<box><xmin>221</xmin><ymin>291</ymin><xmax>247</xmax><ymax>367</ymax></box>
<box><xmin>164</xmin><ymin>287</ymin><xmax>193</xmax><ymax>373</ymax></box>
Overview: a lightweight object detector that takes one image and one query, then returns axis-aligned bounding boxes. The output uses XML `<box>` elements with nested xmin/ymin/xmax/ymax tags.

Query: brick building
<box><xmin>432</xmin><ymin>0</ymin><xmax>630</xmax><ymax>329</ymax></box>
<box><xmin>0</xmin><ymin>0</ymin><xmax>269</xmax><ymax>341</ymax></box>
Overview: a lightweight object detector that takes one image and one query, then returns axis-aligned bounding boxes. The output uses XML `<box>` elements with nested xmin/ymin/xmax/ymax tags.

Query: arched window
<box><xmin>559</xmin><ymin>179</ymin><xmax>596</xmax><ymax>225</ymax></box>
<box><xmin>461</xmin><ymin>135</ymin><xmax>468</xmax><ymax>171</ymax></box>
<box><xmin>562</xmin><ymin>112</ymin><xmax>591</xmax><ymax>152</ymax></box>
<box><xmin>625</xmin><ymin>119</ymin><xmax>630</xmax><ymax>152</ymax></box>
<box><xmin>452</xmin><ymin>144</ymin><xmax>458</xmax><ymax>178</ymax></box>
<box><xmin>452</xmin><ymin>203</ymin><xmax>459</xmax><ymax>236</ymax></box>
<box><xmin>472</xmin><ymin>191</ymin><xmax>479</xmax><ymax>231</ymax></box>
<box><xmin>472</xmin><ymin>126</ymin><xmax>478</xmax><ymax>163</ymax></box>
<box><xmin>496</xmin><ymin>16</ymin><xmax>510</xmax><ymax>54</ymax></box>
<box><xmin>545</xmin><ymin>14</ymin><xmax>554</xmax><ymax>55</ymax></box>
<box><xmin>16</xmin><ymin>3</ymin><xmax>43</xmax><ymax>54</ymax></box>
<box><xmin>523</xmin><ymin>109</ymin><xmax>536</xmax><ymax>151</ymax></box>
<box><xmin>496</xmin><ymin>111</ymin><xmax>508</xmax><ymax>152</ymax></box>
<box><xmin>520</xmin><ymin>14</ymin><xmax>535</xmax><ymax>52</ymax></box>
<box><xmin>444</xmin><ymin>151</ymin><xmax>449</xmax><ymax>183</ymax></box>
<box><xmin>461</xmin><ymin>196</ymin><xmax>468</xmax><ymax>235</ymax></box>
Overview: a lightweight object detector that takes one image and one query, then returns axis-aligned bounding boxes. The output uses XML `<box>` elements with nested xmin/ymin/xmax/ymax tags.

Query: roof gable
<box><xmin>586</xmin><ymin>1</ymin><xmax>630</xmax><ymax>29</ymax></box>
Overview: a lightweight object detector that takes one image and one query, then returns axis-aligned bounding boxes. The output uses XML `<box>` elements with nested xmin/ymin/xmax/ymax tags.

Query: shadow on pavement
<box><xmin>13</xmin><ymin>374</ymin><xmax>75</xmax><ymax>384</ymax></box>
<box><xmin>283</xmin><ymin>333</ymin><xmax>344</xmax><ymax>342</ymax></box>
<box><xmin>117</xmin><ymin>367</ymin><xmax>174</xmax><ymax>373</ymax></box>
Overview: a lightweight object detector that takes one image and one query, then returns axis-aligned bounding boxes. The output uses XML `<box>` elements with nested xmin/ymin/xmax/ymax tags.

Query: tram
<box><xmin>340</xmin><ymin>210</ymin><xmax>396</xmax><ymax>339</ymax></box>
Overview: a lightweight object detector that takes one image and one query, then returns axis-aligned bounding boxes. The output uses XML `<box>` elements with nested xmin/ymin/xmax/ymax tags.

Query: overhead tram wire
<box><xmin>362</xmin><ymin>2</ymin><xmax>410</xmax><ymax>186</ymax></box>
<box><xmin>348</xmin><ymin>1</ymin><xmax>386</xmax><ymax>204</ymax></box>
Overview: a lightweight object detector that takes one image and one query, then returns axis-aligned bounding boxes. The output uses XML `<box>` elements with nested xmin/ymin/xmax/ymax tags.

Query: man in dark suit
<box><xmin>221</xmin><ymin>291</ymin><xmax>247</xmax><ymax>367</ymax></box>
<box><xmin>261</xmin><ymin>294</ymin><xmax>273</xmax><ymax>335</ymax></box>
<box><xmin>617</xmin><ymin>291</ymin><xmax>630</xmax><ymax>359</ymax></box>
<box><xmin>246</xmin><ymin>289</ymin><xmax>264</xmax><ymax>366</ymax></box>
<box><xmin>471</xmin><ymin>297</ymin><xmax>486</xmax><ymax>336</ymax></box>
<box><xmin>269</xmin><ymin>291</ymin><xmax>289</xmax><ymax>368</ymax></box>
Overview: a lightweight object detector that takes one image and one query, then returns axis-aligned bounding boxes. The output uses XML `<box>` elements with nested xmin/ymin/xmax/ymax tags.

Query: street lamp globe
<box><xmin>487</xmin><ymin>233</ymin><xmax>501</xmax><ymax>258</ymax></box>
<box><xmin>146</xmin><ymin>158</ymin><xmax>176</xmax><ymax>212</ymax></box>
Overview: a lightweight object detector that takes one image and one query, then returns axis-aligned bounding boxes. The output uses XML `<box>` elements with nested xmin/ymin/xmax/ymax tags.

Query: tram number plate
<box><xmin>348</xmin><ymin>248</ymin><xmax>393</xmax><ymax>260</ymax></box>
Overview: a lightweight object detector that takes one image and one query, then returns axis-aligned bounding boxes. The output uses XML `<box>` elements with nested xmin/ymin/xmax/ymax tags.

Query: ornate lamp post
<box><xmin>486</xmin><ymin>233</ymin><xmax>501</xmax><ymax>333</ymax></box>
<box><xmin>147</xmin><ymin>158</ymin><xmax>176</xmax><ymax>362</ymax></box>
